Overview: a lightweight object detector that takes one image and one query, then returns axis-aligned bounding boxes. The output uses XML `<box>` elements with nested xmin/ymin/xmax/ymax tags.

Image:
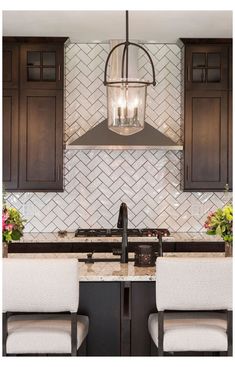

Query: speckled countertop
<box><xmin>13</xmin><ymin>232</ymin><xmax>223</xmax><ymax>243</ymax></box>
<box><xmin>8</xmin><ymin>252</ymin><xmax>224</xmax><ymax>281</ymax></box>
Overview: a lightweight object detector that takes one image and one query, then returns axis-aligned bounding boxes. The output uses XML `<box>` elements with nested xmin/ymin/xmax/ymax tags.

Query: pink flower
<box><xmin>5</xmin><ymin>224</ymin><xmax>13</xmax><ymax>231</ymax></box>
<box><xmin>3</xmin><ymin>210</ymin><xmax>9</xmax><ymax>220</ymax></box>
<box><xmin>2</xmin><ymin>217</ymin><xmax>6</xmax><ymax>231</ymax></box>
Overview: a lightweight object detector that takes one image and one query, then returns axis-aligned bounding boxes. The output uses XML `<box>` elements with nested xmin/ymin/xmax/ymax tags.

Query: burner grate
<box><xmin>75</xmin><ymin>228</ymin><xmax>170</xmax><ymax>237</ymax></box>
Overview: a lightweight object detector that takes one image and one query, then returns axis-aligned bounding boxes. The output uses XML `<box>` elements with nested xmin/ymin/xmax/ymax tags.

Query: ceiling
<box><xmin>3</xmin><ymin>10</ymin><xmax>232</xmax><ymax>43</ymax></box>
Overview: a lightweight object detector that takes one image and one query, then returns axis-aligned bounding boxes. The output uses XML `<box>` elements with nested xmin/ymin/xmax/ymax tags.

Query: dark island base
<box><xmin>8</xmin><ymin>241</ymin><xmax>225</xmax><ymax>254</ymax></box>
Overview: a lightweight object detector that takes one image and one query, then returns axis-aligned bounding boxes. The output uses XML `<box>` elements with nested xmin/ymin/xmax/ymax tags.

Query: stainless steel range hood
<box><xmin>66</xmin><ymin>40</ymin><xmax>183</xmax><ymax>151</ymax></box>
<box><xmin>66</xmin><ymin>119</ymin><xmax>183</xmax><ymax>150</ymax></box>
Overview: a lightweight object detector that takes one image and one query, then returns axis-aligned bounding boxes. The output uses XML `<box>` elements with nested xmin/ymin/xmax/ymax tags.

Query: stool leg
<box><xmin>2</xmin><ymin>313</ymin><xmax>7</xmax><ymax>356</ymax></box>
<box><xmin>158</xmin><ymin>311</ymin><xmax>164</xmax><ymax>356</ymax></box>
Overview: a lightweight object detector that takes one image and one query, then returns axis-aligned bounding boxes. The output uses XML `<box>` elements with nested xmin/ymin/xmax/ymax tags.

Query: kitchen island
<box><xmin>8</xmin><ymin>232</ymin><xmax>225</xmax><ymax>356</ymax></box>
<box><xmin>8</xmin><ymin>252</ymin><xmax>224</xmax><ymax>356</ymax></box>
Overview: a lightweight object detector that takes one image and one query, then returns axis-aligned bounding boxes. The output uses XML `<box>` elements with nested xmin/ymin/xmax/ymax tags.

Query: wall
<box><xmin>6</xmin><ymin>43</ymin><xmax>232</xmax><ymax>232</ymax></box>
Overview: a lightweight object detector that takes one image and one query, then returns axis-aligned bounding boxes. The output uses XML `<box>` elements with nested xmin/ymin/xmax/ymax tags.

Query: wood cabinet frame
<box><xmin>3</xmin><ymin>37</ymin><xmax>67</xmax><ymax>192</ymax></box>
<box><xmin>182</xmin><ymin>39</ymin><xmax>232</xmax><ymax>191</ymax></box>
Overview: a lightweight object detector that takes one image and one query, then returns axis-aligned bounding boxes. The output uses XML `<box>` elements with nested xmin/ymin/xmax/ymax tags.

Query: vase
<box><xmin>3</xmin><ymin>242</ymin><xmax>9</xmax><ymax>258</ymax></box>
<box><xmin>225</xmin><ymin>241</ymin><xmax>232</xmax><ymax>257</ymax></box>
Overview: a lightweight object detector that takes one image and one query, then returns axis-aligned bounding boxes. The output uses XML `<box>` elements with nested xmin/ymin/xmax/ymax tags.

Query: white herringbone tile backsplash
<box><xmin>6</xmin><ymin>43</ymin><xmax>232</xmax><ymax>232</ymax></box>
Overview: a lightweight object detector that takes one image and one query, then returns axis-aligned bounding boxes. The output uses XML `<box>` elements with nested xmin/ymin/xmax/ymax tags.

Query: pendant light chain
<box><xmin>125</xmin><ymin>10</ymin><xmax>129</xmax><ymax>82</ymax></box>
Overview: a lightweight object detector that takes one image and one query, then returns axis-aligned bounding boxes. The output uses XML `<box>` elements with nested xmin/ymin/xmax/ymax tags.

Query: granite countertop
<box><xmin>8</xmin><ymin>252</ymin><xmax>224</xmax><ymax>281</ymax></box>
<box><xmin>13</xmin><ymin>232</ymin><xmax>223</xmax><ymax>243</ymax></box>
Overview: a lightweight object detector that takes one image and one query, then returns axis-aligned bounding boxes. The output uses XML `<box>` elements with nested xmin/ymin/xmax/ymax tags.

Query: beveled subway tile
<box><xmin>5</xmin><ymin>43</ymin><xmax>232</xmax><ymax>232</ymax></box>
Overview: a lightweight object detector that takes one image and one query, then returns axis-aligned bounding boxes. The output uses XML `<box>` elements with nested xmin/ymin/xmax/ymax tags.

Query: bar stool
<box><xmin>2</xmin><ymin>258</ymin><xmax>89</xmax><ymax>356</ymax></box>
<box><xmin>148</xmin><ymin>257</ymin><xmax>232</xmax><ymax>356</ymax></box>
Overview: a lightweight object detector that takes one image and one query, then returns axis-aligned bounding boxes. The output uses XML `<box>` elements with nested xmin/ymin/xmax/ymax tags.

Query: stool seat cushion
<box><xmin>7</xmin><ymin>314</ymin><xmax>89</xmax><ymax>354</ymax></box>
<box><xmin>148</xmin><ymin>312</ymin><xmax>227</xmax><ymax>352</ymax></box>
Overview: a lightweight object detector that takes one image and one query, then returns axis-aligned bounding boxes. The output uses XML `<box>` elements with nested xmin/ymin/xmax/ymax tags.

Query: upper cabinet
<box><xmin>20</xmin><ymin>43</ymin><xmax>64</xmax><ymax>89</ymax></box>
<box><xmin>3</xmin><ymin>43</ymin><xmax>19</xmax><ymax>89</ymax></box>
<box><xmin>182</xmin><ymin>39</ymin><xmax>232</xmax><ymax>192</ymax></box>
<box><xmin>19</xmin><ymin>89</ymin><xmax>63</xmax><ymax>191</ymax></box>
<box><xmin>185</xmin><ymin>43</ymin><xmax>229</xmax><ymax>90</ymax></box>
<box><xmin>3</xmin><ymin>37</ymin><xmax>68</xmax><ymax>192</ymax></box>
<box><xmin>3</xmin><ymin>89</ymin><xmax>19</xmax><ymax>190</ymax></box>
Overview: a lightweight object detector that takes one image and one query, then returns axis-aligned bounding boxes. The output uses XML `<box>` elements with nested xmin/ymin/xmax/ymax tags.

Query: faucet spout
<box><xmin>117</xmin><ymin>202</ymin><xmax>128</xmax><ymax>263</ymax></box>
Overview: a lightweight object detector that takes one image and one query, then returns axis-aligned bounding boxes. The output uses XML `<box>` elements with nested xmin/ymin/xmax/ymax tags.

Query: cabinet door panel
<box><xmin>185</xmin><ymin>45</ymin><xmax>229</xmax><ymax>90</ymax></box>
<box><xmin>20</xmin><ymin>44</ymin><xmax>63</xmax><ymax>89</ymax></box>
<box><xmin>3</xmin><ymin>44</ymin><xmax>19</xmax><ymax>88</ymax></box>
<box><xmin>131</xmin><ymin>282</ymin><xmax>156</xmax><ymax>356</ymax></box>
<box><xmin>3</xmin><ymin>90</ymin><xmax>19</xmax><ymax>190</ymax></box>
<box><xmin>184</xmin><ymin>90</ymin><xmax>228</xmax><ymax>190</ymax></box>
<box><xmin>79</xmin><ymin>282</ymin><xmax>121</xmax><ymax>356</ymax></box>
<box><xmin>228</xmin><ymin>90</ymin><xmax>232</xmax><ymax>190</ymax></box>
<box><xmin>19</xmin><ymin>89</ymin><xmax>63</xmax><ymax>191</ymax></box>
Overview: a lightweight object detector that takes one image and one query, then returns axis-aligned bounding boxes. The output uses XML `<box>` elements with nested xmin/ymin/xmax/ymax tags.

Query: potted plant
<box><xmin>2</xmin><ymin>205</ymin><xmax>26</xmax><ymax>258</ymax></box>
<box><xmin>204</xmin><ymin>204</ymin><xmax>233</xmax><ymax>257</ymax></box>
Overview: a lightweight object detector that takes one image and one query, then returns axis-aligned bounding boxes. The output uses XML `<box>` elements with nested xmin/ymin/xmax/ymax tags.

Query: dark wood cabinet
<box><xmin>3</xmin><ymin>43</ymin><xmax>19</xmax><ymax>89</ymax></box>
<box><xmin>228</xmin><ymin>90</ymin><xmax>232</xmax><ymax>189</ymax></box>
<box><xmin>78</xmin><ymin>281</ymin><xmax>156</xmax><ymax>357</ymax></box>
<box><xmin>185</xmin><ymin>44</ymin><xmax>229</xmax><ymax>91</ymax></box>
<box><xmin>19</xmin><ymin>89</ymin><xmax>63</xmax><ymax>190</ymax></box>
<box><xmin>20</xmin><ymin>43</ymin><xmax>64</xmax><ymax>90</ymax></box>
<box><xmin>131</xmin><ymin>282</ymin><xmax>156</xmax><ymax>356</ymax></box>
<box><xmin>3</xmin><ymin>89</ymin><xmax>19</xmax><ymax>189</ymax></box>
<box><xmin>3</xmin><ymin>37</ymin><xmax>67</xmax><ymax>191</ymax></box>
<box><xmin>184</xmin><ymin>90</ymin><xmax>228</xmax><ymax>190</ymax></box>
<box><xmin>79</xmin><ymin>282</ymin><xmax>121</xmax><ymax>356</ymax></box>
<box><xmin>182</xmin><ymin>39</ymin><xmax>232</xmax><ymax>191</ymax></box>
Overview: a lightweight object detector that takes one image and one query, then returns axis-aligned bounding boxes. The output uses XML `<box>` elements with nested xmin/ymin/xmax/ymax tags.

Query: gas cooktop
<box><xmin>75</xmin><ymin>228</ymin><xmax>170</xmax><ymax>238</ymax></box>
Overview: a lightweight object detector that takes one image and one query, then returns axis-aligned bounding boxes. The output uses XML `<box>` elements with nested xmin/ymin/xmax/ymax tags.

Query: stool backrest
<box><xmin>3</xmin><ymin>259</ymin><xmax>79</xmax><ymax>312</ymax></box>
<box><xmin>156</xmin><ymin>257</ymin><xmax>232</xmax><ymax>311</ymax></box>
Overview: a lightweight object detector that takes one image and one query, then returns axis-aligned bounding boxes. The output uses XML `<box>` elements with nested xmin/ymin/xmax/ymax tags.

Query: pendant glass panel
<box><xmin>107</xmin><ymin>80</ymin><xmax>147</xmax><ymax>136</ymax></box>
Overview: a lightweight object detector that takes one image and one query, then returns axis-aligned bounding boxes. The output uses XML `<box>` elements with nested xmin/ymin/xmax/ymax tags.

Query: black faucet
<box><xmin>117</xmin><ymin>202</ymin><xmax>128</xmax><ymax>263</ymax></box>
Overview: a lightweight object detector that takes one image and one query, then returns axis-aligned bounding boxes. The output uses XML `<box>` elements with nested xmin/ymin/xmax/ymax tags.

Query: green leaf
<box><xmin>206</xmin><ymin>230</ymin><xmax>216</xmax><ymax>235</ymax></box>
<box><xmin>216</xmin><ymin>226</ymin><xmax>222</xmax><ymax>235</ymax></box>
<box><xmin>11</xmin><ymin>230</ymin><xmax>22</xmax><ymax>241</ymax></box>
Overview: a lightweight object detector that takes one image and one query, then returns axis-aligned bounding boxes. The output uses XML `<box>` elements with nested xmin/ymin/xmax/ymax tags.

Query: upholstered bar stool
<box><xmin>148</xmin><ymin>258</ymin><xmax>233</xmax><ymax>356</ymax></box>
<box><xmin>2</xmin><ymin>259</ymin><xmax>89</xmax><ymax>356</ymax></box>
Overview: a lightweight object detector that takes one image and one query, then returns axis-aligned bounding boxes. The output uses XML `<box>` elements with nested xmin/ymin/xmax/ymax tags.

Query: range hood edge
<box><xmin>66</xmin><ymin>119</ymin><xmax>183</xmax><ymax>151</ymax></box>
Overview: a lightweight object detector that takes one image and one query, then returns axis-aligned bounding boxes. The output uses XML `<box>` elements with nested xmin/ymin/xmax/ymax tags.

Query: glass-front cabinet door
<box><xmin>185</xmin><ymin>44</ymin><xmax>229</xmax><ymax>90</ymax></box>
<box><xmin>20</xmin><ymin>44</ymin><xmax>63</xmax><ymax>89</ymax></box>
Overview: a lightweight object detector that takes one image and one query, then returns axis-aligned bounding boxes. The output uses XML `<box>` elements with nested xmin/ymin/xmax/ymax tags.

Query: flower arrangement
<box><xmin>204</xmin><ymin>204</ymin><xmax>233</xmax><ymax>243</ymax></box>
<box><xmin>2</xmin><ymin>205</ymin><xmax>26</xmax><ymax>243</ymax></box>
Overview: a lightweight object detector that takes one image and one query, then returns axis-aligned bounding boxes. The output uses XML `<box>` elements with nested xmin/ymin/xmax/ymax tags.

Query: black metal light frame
<box><xmin>104</xmin><ymin>11</ymin><xmax>156</xmax><ymax>86</ymax></box>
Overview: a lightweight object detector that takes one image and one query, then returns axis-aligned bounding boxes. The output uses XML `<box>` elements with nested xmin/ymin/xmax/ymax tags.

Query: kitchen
<box><xmin>1</xmin><ymin>6</ymin><xmax>233</xmax><ymax>358</ymax></box>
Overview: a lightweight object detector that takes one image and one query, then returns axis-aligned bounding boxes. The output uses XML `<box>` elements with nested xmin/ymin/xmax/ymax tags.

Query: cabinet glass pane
<box><xmin>27</xmin><ymin>68</ymin><xmax>40</xmax><ymax>81</ymax></box>
<box><xmin>27</xmin><ymin>52</ymin><xmax>40</xmax><ymax>66</ymax></box>
<box><xmin>192</xmin><ymin>53</ymin><xmax>206</xmax><ymax>67</ymax></box>
<box><xmin>207</xmin><ymin>69</ymin><xmax>221</xmax><ymax>82</ymax></box>
<box><xmin>208</xmin><ymin>53</ymin><xmax>220</xmax><ymax>67</ymax></box>
<box><xmin>43</xmin><ymin>52</ymin><xmax>56</xmax><ymax>66</ymax></box>
<box><xmin>43</xmin><ymin>68</ymin><xmax>56</xmax><ymax>81</ymax></box>
<box><xmin>192</xmin><ymin>68</ymin><xmax>205</xmax><ymax>82</ymax></box>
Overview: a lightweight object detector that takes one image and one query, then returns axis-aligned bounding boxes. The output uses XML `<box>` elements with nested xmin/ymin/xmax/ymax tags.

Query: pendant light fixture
<box><xmin>104</xmin><ymin>10</ymin><xmax>156</xmax><ymax>136</ymax></box>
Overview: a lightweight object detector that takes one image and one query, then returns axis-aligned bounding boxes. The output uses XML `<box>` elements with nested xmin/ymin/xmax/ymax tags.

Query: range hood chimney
<box><xmin>67</xmin><ymin>41</ymin><xmax>183</xmax><ymax>151</ymax></box>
